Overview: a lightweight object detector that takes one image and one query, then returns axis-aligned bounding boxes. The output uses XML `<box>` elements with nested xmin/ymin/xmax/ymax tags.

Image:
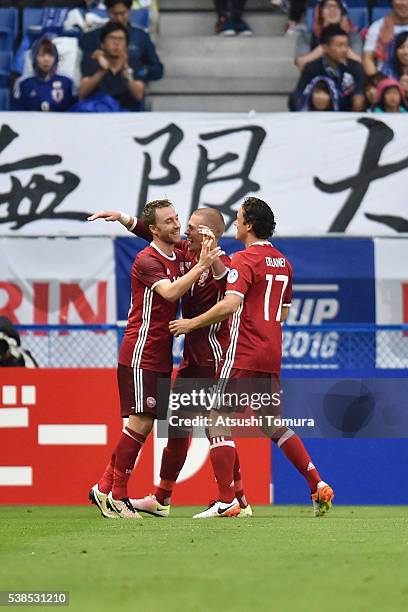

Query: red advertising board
<box><xmin>0</xmin><ymin>370</ymin><xmax>271</xmax><ymax>505</ymax></box>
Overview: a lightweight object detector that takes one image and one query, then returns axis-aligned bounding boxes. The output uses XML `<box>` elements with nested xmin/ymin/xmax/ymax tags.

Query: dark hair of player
<box><xmin>142</xmin><ymin>199</ymin><xmax>175</xmax><ymax>227</ymax></box>
<box><xmin>320</xmin><ymin>24</ymin><xmax>348</xmax><ymax>46</ymax></box>
<box><xmin>242</xmin><ymin>197</ymin><xmax>276</xmax><ymax>239</ymax></box>
<box><xmin>100</xmin><ymin>22</ymin><xmax>129</xmax><ymax>44</ymax></box>
<box><xmin>105</xmin><ymin>0</ymin><xmax>132</xmax><ymax>10</ymax></box>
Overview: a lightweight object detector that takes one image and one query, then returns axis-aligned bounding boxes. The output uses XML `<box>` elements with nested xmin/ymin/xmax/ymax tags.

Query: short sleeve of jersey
<box><xmin>225</xmin><ymin>252</ymin><xmax>253</xmax><ymax>298</ymax></box>
<box><xmin>135</xmin><ymin>252</ymin><xmax>170</xmax><ymax>289</ymax></box>
<box><xmin>131</xmin><ymin>218</ymin><xmax>153</xmax><ymax>242</ymax></box>
<box><xmin>283</xmin><ymin>262</ymin><xmax>293</xmax><ymax>307</ymax></box>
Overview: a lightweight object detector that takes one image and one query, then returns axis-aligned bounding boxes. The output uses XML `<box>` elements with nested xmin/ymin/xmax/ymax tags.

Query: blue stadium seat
<box><xmin>0</xmin><ymin>51</ymin><xmax>11</xmax><ymax>87</ymax></box>
<box><xmin>306</xmin><ymin>7</ymin><xmax>369</xmax><ymax>31</ymax></box>
<box><xmin>372</xmin><ymin>7</ymin><xmax>391</xmax><ymax>22</ymax></box>
<box><xmin>130</xmin><ymin>8</ymin><xmax>150</xmax><ymax>30</ymax></box>
<box><xmin>0</xmin><ymin>87</ymin><xmax>10</xmax><ymax>110</ymax></box>
<box><xmin>0</xmin><ymin>8</ymin><xmax>18</xmax><ymax>52</ymax></box>
<box><xmin>22</xmin><ymin>8</ymin><xmax>44</xmax><ymax>36</ymax></box>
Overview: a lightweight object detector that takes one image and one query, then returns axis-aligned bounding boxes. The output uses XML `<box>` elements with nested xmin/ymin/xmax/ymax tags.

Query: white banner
<box><xmin>375</xmin><ymin>238</ymin><xmax>408</xmax><ymax>368</ymax></box>
<box><xmin>0</xmin><ymin>237</ymin><xmax>116</xmax><ymax>324</ymax></box>
<box><xmin>1</xmin><ymin>112</ymin><xmax>408</xmax><ymax>236</ymax></box>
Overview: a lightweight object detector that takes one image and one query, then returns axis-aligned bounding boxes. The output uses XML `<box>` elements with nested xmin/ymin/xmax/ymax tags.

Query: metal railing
<box><xmin>13</xmin><ymin>323</ymin><xmax>408</xmax><ymax>372</ymax></box>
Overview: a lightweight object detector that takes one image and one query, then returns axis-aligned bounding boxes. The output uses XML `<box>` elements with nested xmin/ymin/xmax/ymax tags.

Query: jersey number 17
<box><xmin>264</xmin><ymin>274</ymin><xmax>288</xmax><ymax>322</ymax></box>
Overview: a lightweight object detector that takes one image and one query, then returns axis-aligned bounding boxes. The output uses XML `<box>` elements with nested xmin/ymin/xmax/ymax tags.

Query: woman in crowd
<box><xmin>295</xmin><ymin>0</ymin><xmax>362</xmax><ymax>71</ymax></box>
<box><xmin>382</xmin><ymin>31</ymin><xmax>408</xmax><ymax>97</ymax></box>
<box><xmin>12</xmin><ymin>36</ymin><xmax>76</xmax><ymax>112</ymax></box>
<box><xmin>298</xmin><ymin>75</ymin><xmax>339</xmax><ymax>110</ymax></box>
<box><xmin>299</xmin><ymin>76</ymin><xmax>339</xmax><ymax>112</ymax></box>
<box><xmin>371</xmin><ymin>77</ymin><xmax>408</xmax><ymax>112</ymax></box>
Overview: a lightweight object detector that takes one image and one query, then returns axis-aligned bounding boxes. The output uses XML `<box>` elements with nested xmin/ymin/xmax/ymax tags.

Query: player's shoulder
<box><xmin>269</xmin><ymin>244</ymin><xmax>293</xmax><ymax>270</ymax></box>
<box><xmin>135</xmin><ymin>245</ymin><xmax>163</xmax><ymax>267</ymax></box>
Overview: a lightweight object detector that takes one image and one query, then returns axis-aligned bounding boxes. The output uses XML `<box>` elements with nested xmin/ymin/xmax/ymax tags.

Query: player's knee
<box><xmin>128</xmin><ymin>413</ymin><xmax>154</xmax><ymax>437</ymax></box>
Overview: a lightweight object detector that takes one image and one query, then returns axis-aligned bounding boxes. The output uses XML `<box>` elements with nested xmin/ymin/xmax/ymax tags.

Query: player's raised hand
<box><xmin>198</xmin><ymin>225</ymin><xmax>216</xmax><ymax>249</ymax></box>
<box><xmin>198</xmin><ymin>237</ymin><xmax>222</xmax><ymax>268</ymax></box>
<box><xmin>169</xmin><ymin>318</ymin><xmax>194</xmax><ymax>337</ymax></box>
<box><xmin>87</xmin><ymin>210</ymin><xmax>121</xmax><ymax>222</ymax></box>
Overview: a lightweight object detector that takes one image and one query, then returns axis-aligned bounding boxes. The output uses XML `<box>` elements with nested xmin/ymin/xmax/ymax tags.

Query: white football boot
<box><xmin>193</xmin><ymin>499</ymin><xmax>241</xmax><ymax>519</ymax></box>
<box><xmin>89</xmin><ymin>484</ymin><xmax>118</xmax><ymax>519</ymax></box>
<box><xmin>129</xmin><ymin>494</ymin><xmax>170</xmax><ymax>517</ymax></box>
<box><xmin>107</xmin><ymin>492</ymin><xmax>142</xmax><ymax>519</ymax></box>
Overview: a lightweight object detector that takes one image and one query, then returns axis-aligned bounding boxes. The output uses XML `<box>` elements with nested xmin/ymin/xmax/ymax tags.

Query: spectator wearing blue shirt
<box><xmin>79</xmin><ymin>0</ymin><xmax>163</xmax><ymax>83</ymax></box>
<box><xmin>12</xmin><ymin>37</ymin><xmax>76</xmax><ymax>112</ymax></box>
<box><xmin>290</xmin><ymin>25</ymin><xmax>365</xmax><ymax>111</ymax></box>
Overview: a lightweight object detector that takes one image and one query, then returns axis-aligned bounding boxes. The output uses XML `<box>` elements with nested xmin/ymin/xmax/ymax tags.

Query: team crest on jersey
<box><xmin>198</xmin><ymin>269</ymin><xmax>210</xmax><ymax>287</ymax></box>
<box><xmin>146</xmin><ymin>396</ymin><xmax>156</xmax><ymax>408</ymax></box>
<box><xmin>51</xmin><ymin>82</ymin><xmax>64</xmax><ymax>103</ymax></box>
<box><xmin>227</xmin><ymin>269</ymin><xmax>239</xmax><ymax>284</ymax></box>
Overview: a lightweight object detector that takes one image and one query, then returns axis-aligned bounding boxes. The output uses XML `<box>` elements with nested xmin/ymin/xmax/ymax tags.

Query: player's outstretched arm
<box><xmin>169</xmin><ymin>293</ymin><xmax>242</xmax><ymax>336</ymax></box>
<box><xmin>155</xmin><ymin>239</ymin><xmax>222</xmax><ymax>303</ymax></box>
<box><xmin>88</xmin><ymin>210</ymin><xmax>155</xmax><ymax>241</ymax></box>
<box><xmin>87</xmin><ymin>210</ymin><xmax>135</xmax><ymax>229</ymax></box>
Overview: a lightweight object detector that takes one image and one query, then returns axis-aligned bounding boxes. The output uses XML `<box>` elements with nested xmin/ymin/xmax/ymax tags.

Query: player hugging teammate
<box><xmin>88</xmin><ymin>197</ymin><xmax>334</xmax><ymax>519</ymax></box>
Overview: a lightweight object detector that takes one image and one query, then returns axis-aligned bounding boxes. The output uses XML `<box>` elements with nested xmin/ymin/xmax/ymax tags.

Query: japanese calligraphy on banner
<box><xmin>1</xmin><ymin>113</ymin><xmax>408</xmax><ymax>236</ymax></box>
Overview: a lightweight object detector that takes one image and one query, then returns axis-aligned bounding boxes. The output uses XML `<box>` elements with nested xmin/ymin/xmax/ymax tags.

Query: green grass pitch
<box><xmin>1</xmin><ymin>506</ymin><xmax>407</xmax><ymax>612</ymax></box>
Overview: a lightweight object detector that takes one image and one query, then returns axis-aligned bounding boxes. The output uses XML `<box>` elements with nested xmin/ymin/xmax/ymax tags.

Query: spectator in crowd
<box><xmin>371</xmin><ymin>77</ymin><xmax>408</xmax><ymax>111</ymax></box>
<box><xmin>363</xmin><ymin>72</ymin><xmax>388</xmax><ymax>109</ymax></box>
<box><xmin>78</xmin><ymin>22</ymin><xmax>145</xmax><ymax>111</ymax></box>
<box><xmin>79</xmin><ymin>0</ymin><xmax>163</xmax><ymax>83</ymax></box>
<box><xmin>382</xmin><ymin>31</ymin><xmax>408</xmax><ymax>96</ymax></box>
<box><xmin>290</xmin><ymin>25</ymin><xmax>365</xmax><ymax>111</ymax></box>
<box><xmin>0</xmin><ymin>317</ymin><xmax>38</xmax><ymax>368</ymax></box>
<box><xmin>298</xmin><ymin>75</ymin><xmax>340</xmax><ymax>110</ymax></box>
<box><xmin>12</xmin><ymin>37</ymin><xmax>76</xmax><ymax>112</ymax></box>
<box><xmin>295</xmin><ymin>0</ymin><xmax>362</xmax><ymax>71</ymax></box>
<box><xmin>214</xmin><ymin>0</ymin><xmax>252</xmax><ymax>35</ymax></box>
<box><xmin>284</xmin><ymin>0</ymin><xmax>308</xmax><ymax>36</ymax></box>
<box><xmin>363</xmin><ymin>0</ymin><xmax>408</xmax><ymax>76</ymax></box>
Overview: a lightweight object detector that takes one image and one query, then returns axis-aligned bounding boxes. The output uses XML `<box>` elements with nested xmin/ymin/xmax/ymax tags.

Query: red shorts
<box><xmin>117</xmin><ymin>364</ymin><xmax>171</xmax><ymax>418</ymax></box>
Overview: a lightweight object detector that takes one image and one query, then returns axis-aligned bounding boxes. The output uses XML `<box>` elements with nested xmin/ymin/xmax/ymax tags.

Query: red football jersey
<box><xmin>118</xmin><ymin>243</ymin><xmax>184</xmax><ymax>372</ymax></box>
<box><xmin>177</xmin><ymin>241</ymin><xmax>231</xmax><ymax>370</ymax></box>
<box><xmin>131</xmin><ymin>220</ymin><xmax>230</xmax><ymax>369</ymax></box>
<box><xmin>221</xmin><ymin>241</ymin><xmax>292</xmax><ymax>375</ymax></box>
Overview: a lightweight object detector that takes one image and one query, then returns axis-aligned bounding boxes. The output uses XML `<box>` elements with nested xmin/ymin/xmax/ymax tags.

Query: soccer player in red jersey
<box><xmin>88</xmin><ymin>199</ymin><xmax>221</xmax><ymax>519</ymax></box>
<box><xmin>88</xmin><ymin>206</ymin><xmax>251</xmax><ymax>517</ymax></box>
<box><xmin>170</xmin><ymin>197</ymin><xmax>334</xmax><ymax>518</ymax></box>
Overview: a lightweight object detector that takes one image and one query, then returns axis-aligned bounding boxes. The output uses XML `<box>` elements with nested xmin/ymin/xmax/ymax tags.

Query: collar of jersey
<box><xmin>251</xmin><ymin>241</ymin><xmax>272</xmax><ymax>247</ymax></box>
<box><xmin>150</xmin><ymin>241</ymin><xmax>176</xmax><ymax>261</ymax></box>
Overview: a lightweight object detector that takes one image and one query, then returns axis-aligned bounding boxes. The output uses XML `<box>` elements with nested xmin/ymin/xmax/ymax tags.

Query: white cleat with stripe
<box><xmin>193</xmin><ymin>498</ymin><xmax>241</xmax><ymax>519</ymax></box>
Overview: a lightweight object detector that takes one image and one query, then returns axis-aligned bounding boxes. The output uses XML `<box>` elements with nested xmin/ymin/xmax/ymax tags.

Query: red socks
<box><xmin>98</xmin><ymin>452</ymin><xmax>115</xmax><ymax>495</ymax></box>
<box><xmin>275</xmin><ymin>429</ymin><xmax>321</xmax><ymax>492</ymax></box>
<box><xmin>210</xmin><ymin>436</ymin><xmax>236</xmax><ymax>503</ymax></box>
<box><xmin>233</xmin><ymin>451</ymin><xmax>248</xmax><ymax>509</ymax></box>
<box><xmin>155</xmin><ymin>436</ymin><xmax>190</xmax><ymax>505</ymax></box>
<box><xmin>111</xmin><ymin>427</ymin><xmax>146</xmax><ymax>500</ymax></box>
